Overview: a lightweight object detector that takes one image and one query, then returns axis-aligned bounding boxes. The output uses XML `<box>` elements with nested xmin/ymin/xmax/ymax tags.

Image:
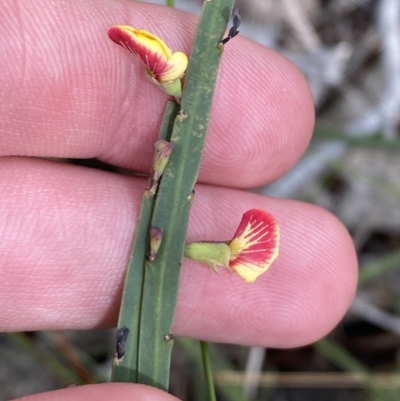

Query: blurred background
<box><xmin>2</xmin><ymin>0</ymin><xmax>400</xmax><ymax>400</ymax></box>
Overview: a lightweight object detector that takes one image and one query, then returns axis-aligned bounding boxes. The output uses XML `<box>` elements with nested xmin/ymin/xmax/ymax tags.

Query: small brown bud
<box><xmin>148</xmin><ymin>227</ymin><xmax>163</xmax><ymax>263</ymax></box>
<box><xmin>148</xmin><ymin>140</ymin><xmax>173</xmax><ymax>197</ymax></box>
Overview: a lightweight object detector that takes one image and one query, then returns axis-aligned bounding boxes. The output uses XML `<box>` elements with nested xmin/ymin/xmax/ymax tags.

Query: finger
<box><xmin>0</xmin><ymin>158</ymin><xmax>356</xmax><ymax>347</ymax></box>
<box><xmin>0</xmin><ymin>0</ymin><xmax>314</xmax><ymax>188</ymax></box>
<box><xmin>18</xmin><ymin>383</ymin><xmax>179</xmax><ymax>401</ymax></box>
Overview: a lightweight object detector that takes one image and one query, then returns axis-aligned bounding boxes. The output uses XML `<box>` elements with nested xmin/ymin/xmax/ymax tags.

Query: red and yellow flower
<box><xmin>184</xmin><ymin>209</ymin><xmax>280</xmax><ymax>283</ymax></box>
<box><xmin>108</xmin><ymin>25</ymin><xmax>188</xmax><ymax>99</ymax></box>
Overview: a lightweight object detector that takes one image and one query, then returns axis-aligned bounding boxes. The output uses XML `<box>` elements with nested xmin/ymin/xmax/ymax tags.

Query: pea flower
<box><xmin>108</xmin><ymin>25</ymin><xmax>188</xmax><ymax>100</ymax></box>
<box><xmin>184</xmin><ymin>209</ymin><xmax>280</xmax><ymax>283</ymax></box>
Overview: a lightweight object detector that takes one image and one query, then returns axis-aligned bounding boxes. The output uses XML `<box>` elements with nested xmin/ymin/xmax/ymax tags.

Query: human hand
<box><xmin>0</xmin><ymin>0</ymin><xmax>357</xmax><ymax>400</ymax></box>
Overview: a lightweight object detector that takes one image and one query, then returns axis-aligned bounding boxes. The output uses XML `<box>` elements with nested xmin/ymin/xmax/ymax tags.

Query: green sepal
<box><xmin>184</xmin><ymin>241</ymin><xmax>231</xmax><ymax>273</ymax></box>
<box><xmin>147</xmin><ymin>75</ymin><xmax>183</xmax><ymax>100</ymax></box>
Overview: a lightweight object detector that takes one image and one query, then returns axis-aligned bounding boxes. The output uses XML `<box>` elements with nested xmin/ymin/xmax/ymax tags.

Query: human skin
<box><xmin>0</xmin><ymin>0</ymin><xmax>357</xmax><ymax>400</ymax></box>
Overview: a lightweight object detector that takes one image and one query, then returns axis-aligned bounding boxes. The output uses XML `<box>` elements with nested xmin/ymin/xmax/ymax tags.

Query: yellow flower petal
<box><xmin>160</xmin><ymin>51</ymin><xmax>188</xmax><ymax>82</ymax></box>
<box><xmin>228</xmin><ymin>209</ymin><xmax>279</xmax><ymax>283</ymax></box>
<box><xmin>108</xmin><ymin>25</ymin><xmax>188</xmax><ymax>82</ymax></box>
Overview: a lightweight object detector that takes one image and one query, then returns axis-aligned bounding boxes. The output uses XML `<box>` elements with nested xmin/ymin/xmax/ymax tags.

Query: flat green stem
<box><xmin>201</xmin><ymin>341</ymin><xmax>217</xmax><ymax>401</ymax></box>
<box><xmin>112</xmin><ymin>101</ymin><xmax>179</xmax><ymax>383</ymax></box>
<box><xmin>112</xmin><ymin>0</ymin><xmax>234</xmax><ymax>390</ymax></box>
<box><xmin>136</xmin><ymin>0</ymin><xmax>234</xmax><ymax>390</ymax></box>
<box><xmin>166</xmin><ymin>0</ymin><xmax>175</xmax><ymax>7</ymax></box>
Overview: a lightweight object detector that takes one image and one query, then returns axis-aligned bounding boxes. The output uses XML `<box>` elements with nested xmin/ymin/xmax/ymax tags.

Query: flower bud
<box><xmin>148</xmin><ymin>227</ymin><xmax>164</xmax><ymax>263</ymax></box>
<box><xmin>148</xmin><ymin>140</ymin><xmax>173</xmax><ymax>198</ymax></box>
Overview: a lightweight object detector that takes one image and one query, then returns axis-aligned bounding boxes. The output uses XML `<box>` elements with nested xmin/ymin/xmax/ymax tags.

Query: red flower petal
<box><xmin>108</xmin><ymin>26</ymin><xmax>187</xmax><ymax>82</ymax></box>
<box><xmin>228</xmin><ymin>209</ymin><xmax>279</xmax><ymax>282</ymax></box>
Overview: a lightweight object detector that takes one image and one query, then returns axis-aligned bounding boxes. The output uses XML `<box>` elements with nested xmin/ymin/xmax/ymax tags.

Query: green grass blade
<box><xmin>177</xmin><ymin>338</ymin><xmax>253</xmax><ymax>401</ymax></box>
<box><xmin>200</xmin><ymin>341</ymin><xmax>217</xmax><ymax>401</ymax></box>
<box><xmin>315</xmin><ymin>338</ymin><xmax>369</xmax><ymax>374</ymax></box>
<box><xmin>3</xmin><ymin>332</ymin><xmax>83</xmax><ymax>385</ymax></box>
<box><xmin>315</xmin><ymin>338</ymin><xmax>399</xmax><ymax>401</ymax></box>
<box><xmin>112</xmin><ymin>101</ymin><xmax>179</xmax><ymax>383</ymax></box>
<box><xmin>136</xmin><ymin>0</ymin><xmax>235</xmax><ymax>390</ymax></box>
<box><xmin>358</xmin><ymin>249</ymin><xmax>400</xmax><ymax>285</ymax></box>
<box><xmin>313</xmin><ymin>126</ymin><xmax>400</xmax><ymax>151</ymax></box>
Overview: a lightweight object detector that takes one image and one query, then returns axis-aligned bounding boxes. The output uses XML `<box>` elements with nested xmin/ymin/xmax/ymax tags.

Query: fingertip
<box><xmin>1</xmin><ymin>0</ymin><xmax>315</xmax><ymax>188</ymax></box>
<box><xmin>267</xmin><ymin>203</ymin><xmax>358</xmax><ymax>346</ymax></box>
<box><xmin>177</xmin><ymin>191</ymin><xmax>357</xmax><ymax>348</ymax></box>
<box><xmin>202</xmin><ymin>38</ymin><xmax>315</xmax><ymax>187</ymax></box>
<box><xmin>18</xmin><ymin>383</ymin><xmax>180</xmax><ymax>401</ymax></box>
